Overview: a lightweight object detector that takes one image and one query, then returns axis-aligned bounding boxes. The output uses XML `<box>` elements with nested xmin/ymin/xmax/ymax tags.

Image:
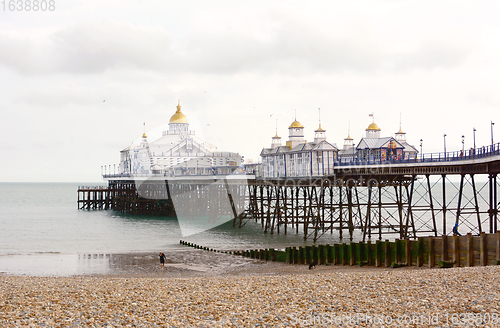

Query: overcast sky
<box><xmin>1</xmin><ymin>0</ymin><xmax>499</xmax><ymax>182</ymax></box>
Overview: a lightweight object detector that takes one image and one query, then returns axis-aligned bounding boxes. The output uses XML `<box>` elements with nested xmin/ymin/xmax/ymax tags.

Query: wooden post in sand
<box><xmin>442</xmin><ymin>234</ymin><xmax>448</xmax><ymax>261</ymax></box>
<box><xmin>417</xmin><ymin>237</ymin><xmax>424</xmax><ymax>267</ymax></box>
<box><xmin>299</xmin><ymin>247</ymin><xmax>306</xmax><ymax>265</ymax></box>
<box><xmin>395</xmin><ymin>239</ymin><xmax>401</xmax><ymax>264</ymax></box>
<box><xmin>305</xmin><ymin>246</ymin><xmax>311</xmax><ymax>265</ymax></box>
<box><xmin>334</xmin><ymin>244</ymin><xmax>340</xmax><ymax>265</ymax></box>
<box><xmin>357</xmin><ymin>242</ymin><xmax>364</xmax><ymax>266</ymax></box>
<box><xmin>467</xmin><ymin>233</ymin><xmax>473</xmax><ymax>267</ymax></box>
<box><xmin>453</xmin><ymin>235</ymin><xmax>460</xmax><ymax>267</ymax></box>
<box><xmin>480</xmin><ymin>232</ymin><xmax>487</xmax><ymax>266</ymax></box>
<box><xmin>428</xmin><ymin>236</ymin><xmax>435</xmax><ymax>268</ymax></box>
<box><xmin>342</xmin><ymin>243</ymin><xmax>348</xmax><ymax>265</ymax></box>
<box><xmin>325</xmin><ymin>244</ymin><xmax>332</xmax><ymax>264</ymax></box>
<box><xmin>367</xmin><ymin>241</ymin><xmax>373</xmax><ymax>266</ymax></box>
<box><xmin>405</xmin><ymin>239</ymin><xmax>411</xmax><ymax>266</ymax></box>
<box><xmin>375</xmin><ymin>240</ymin><xmax>382</xmax><ymax>267</ymax></box>
<box><xmin>350</xmin><ymin>243</ymin><xmax>355</xmax><ymax>266</ymax></box>
<box><xmin>312</xmin><ymin>245</ymin><xmax>318</xmax><ymax>264</ymax></box>
<box><xmin>384</xmin><ymin>240</ymin><xmax>391</xmax><ymax>268</ymax></box>
<box><xmin>497</xmin><ymin>232</ymin><xmax>500</xmax><ymax>262</ymax></box>
<box><xmin>318</xmin><ymin>245</ymin><xmax>324</xmax><ymax>265</ymax></box>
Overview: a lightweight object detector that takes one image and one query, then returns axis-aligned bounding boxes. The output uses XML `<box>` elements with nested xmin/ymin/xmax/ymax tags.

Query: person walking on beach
<box><xmin>159</xmin><ymin>252</ymin><xmax>166</xmax><ymax>271</ymax></box>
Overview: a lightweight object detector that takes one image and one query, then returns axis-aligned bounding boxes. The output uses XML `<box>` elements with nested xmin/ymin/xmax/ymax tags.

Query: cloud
<box><xmin>51</xmin><ymin>20</ymin><xmax>174</xmax><ymax>73</ymax></box>
<box><xmin>0</xmin><ymin>12</ymin><xmax>472</xmax><ymax>77</ymax></box>
<box><xmin>0</xmin><ymin>20</ymin><xmax>174</xmax><ymax>75</ymax></box>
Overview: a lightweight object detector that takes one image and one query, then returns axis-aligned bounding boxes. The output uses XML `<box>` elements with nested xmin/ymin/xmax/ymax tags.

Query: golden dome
<box><xmin>272</xmin><ymin>133</ymin><xmax>281</xmax><ymax>139</ymax></box>
<box><xmin>315</xmin><ymin>124</ymin><xmax>325</xmax><ymax>132</ymax></box>
<box><xmin>366</xmin><ymin>123</ymin><xmax>381</xmax><ymax>131</ymax></box>
<box><xmin>289</xmin><ymin>120</ymin><xmax>304</xmax><ymax>128</ymax></box>
<box><xmin>169</xmin><ymin>101</ymin><xmax>188</xmax><ymax>124</ymax></box>
<box><xmin>142</xmin><ymin>133</ymin><xmax>147</xmax><ymax>138</ymax></box>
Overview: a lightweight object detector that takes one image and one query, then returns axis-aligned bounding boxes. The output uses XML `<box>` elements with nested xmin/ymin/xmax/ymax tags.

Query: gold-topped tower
<box><xmin>169</xmin><ymin>100</ymin><xmax>188</xmax><ymax>124</ymax></box>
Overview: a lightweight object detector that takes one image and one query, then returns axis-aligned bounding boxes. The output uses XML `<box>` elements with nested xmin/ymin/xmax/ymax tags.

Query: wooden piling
<box><xmin>367</xmin><ymin>241</ymin><xmax>373</xmax><ymax>266</ymax></box>
<box><xmin>299</xmin><ymin>247</ymin><xmax>305</xmax><ymax>265</ymax></box>
<box><xmin>467</xmin><ymin>233</ymin><xmax>473</xmax><ymax>267</ymax></box>
<box><xmin>334</xmin><ymin>244</ymin><xmax>340</xmax><ymax>265</ymax></box>
<box><xmin>417</xmin><ymin>237</ymin><xmax>424</xmax><ymax>267</ymax></box>
<box><xmin>428</xmin><ymin>236</ymin><xmax>435</xmax><ymax>268</ymax></box>
<box><xmin>358</xmin><ymin>242</ymin><xmax>364</xmax><ymax>266</ymax></box>
<box><xmin>384</xmin><ymin>240</ymin><xmax>391</xmax><ymax>267</ymax></box>
<box><xmin>326</xmin><ymin>244</ymin><xmax>332</xmax><ymax>264</ymax></box>
<box><xmin>342</xmin><ymin>243</ymin><xmax>348</xmax><ymax>265</ymax></box>
<box><xmin>305</xmin><ymin>246</ymin><xmax>311</xmax><ymax>265</ymax></box>
<box><xmin>350</xmin><ymin>243</ymin><xmax>355</xmax><ymax>266</ymax></box>
<box><xmin>375</xmin><ymin>240</ymin><xmax>382</xmax><ymax>267</ymax></box>
<box><xmin>405</xmin><ymin>239</ymin><xmax>411</xmax><ymax>266</ymax></box>
<box><xmin>318</xmin><ymin>245</ymin><xmax>324</xmax><ymax>265</ymax></box>
<box><xmin>497</xmin><ymin>232</ymin><xmax>500</xmax><ymax>261</ymax></box>
<box><xmin>395</xmin><ymin>239</ymin><xmax>401</xmax><ymax>264</ymax></box>
<box><xmin>442</xmin><ymin>234</ymin><xmax>448</xmax><ymax>261</ymax></box>
<box><xmin>312</xmin><ymin>245</ymin><xmax>318</xmax><ymax>264</ymax></box>
<box><xmin>480</xmin><ymin>232</ymin><xmax>487</xmax><ymax>266</ymax></box>
<box><xmin>452</xmin><ymin>235</ymin><xmax>460</xmax><ymax>267</ymax></box>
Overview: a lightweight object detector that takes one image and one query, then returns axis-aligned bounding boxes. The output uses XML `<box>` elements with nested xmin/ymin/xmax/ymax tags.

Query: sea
<box><xmin>0</xmin><ymin>182</ymin><xmax>337</xmax><ymax>276</ymax></box>
<box><xmin>0</xmin><ymin>179</ymin><xmax>491</xmax><ymax>276</ymax></box>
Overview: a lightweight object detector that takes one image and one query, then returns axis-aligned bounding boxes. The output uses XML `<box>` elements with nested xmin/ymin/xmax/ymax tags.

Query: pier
<box><xmin>77</xmin><ymin>186</ymin><xmax>111</xmax><ymax>210</ymax></box>
<box><xmin>240</xmin><ymin>146</ymin><xmax>500</xmax><ymax>242</ymax></box>
<box><xmin>79</xmin><ymin>143</ymin><xmax>500</xmax><ymax>242</ymax></box>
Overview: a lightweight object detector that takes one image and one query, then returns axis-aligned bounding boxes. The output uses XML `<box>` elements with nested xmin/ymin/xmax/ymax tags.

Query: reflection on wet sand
<box><xmin>0</xmin><ymin>249</ymin><xmax>265</xmax><ymax>277</ymax></box>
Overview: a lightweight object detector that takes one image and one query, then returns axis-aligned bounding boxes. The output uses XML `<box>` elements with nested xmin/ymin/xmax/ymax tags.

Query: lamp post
<box><xmin>473</xmin><ymin>128</ymin><xmax>476</xmax><ymax>149</ymax></box>
<box><xmin>420</xmin><ymin>139</ymin><xmax>423</xmax><ymax>160</ymax></box>
<box><xmin>462</xmin><ymin>135</ymin><xmax>465</xmax><ymax>157</ymax></box>
<box><xmin>492</xmin><ymin>121</ymin><xmax>495</xmax><ymax>145</ymax></box>
<box><xmin>444</xmin><ymin>134</ymin><xmax>447</xmax><ymax>158</ymax></box>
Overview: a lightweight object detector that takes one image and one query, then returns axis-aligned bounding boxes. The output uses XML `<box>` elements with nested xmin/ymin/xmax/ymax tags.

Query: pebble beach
<box><xmin>2</xmin><ymin>255</ymin><xmax>500</xmax><ymax>327</ymax></box>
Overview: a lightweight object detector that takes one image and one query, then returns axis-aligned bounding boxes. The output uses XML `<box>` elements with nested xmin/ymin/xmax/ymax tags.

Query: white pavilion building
<box><xmin>118</xmin><ymin>101</ymin><xmax>243</xmax><ymax>176</ymax></box>
<box><xmin>354</xmin><ymin>118</ymin><xmax>418</xmax><ymax>162</ymax></box>
<box><xmin>261</xmin><ymin>113</ymin><xmax>419</xmax><ymax>177</ymax></box>
<box><xmin>260</xmin><ymin>116</ymin><xmax>339</xmax><ymax>178</ymax></box>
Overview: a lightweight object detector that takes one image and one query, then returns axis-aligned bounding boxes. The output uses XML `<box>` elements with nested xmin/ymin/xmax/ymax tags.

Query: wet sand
<box><xmin>2</xmin><ymin>249</ymin><xmax>398</xmax><ymax>278</ymax></box>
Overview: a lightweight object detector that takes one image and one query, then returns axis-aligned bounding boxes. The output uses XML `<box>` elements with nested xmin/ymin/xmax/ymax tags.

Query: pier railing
<box><xmin>336</xmin><ymin>142</ymin><xmax>500</xmax><ymax>167</ymax></box>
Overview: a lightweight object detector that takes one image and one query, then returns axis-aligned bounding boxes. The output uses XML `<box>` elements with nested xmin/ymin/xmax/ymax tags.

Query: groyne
<box><xmin>181</xmin><ymin>231</ymin><xmax>500</xmax><ymax>268</ymax></box>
